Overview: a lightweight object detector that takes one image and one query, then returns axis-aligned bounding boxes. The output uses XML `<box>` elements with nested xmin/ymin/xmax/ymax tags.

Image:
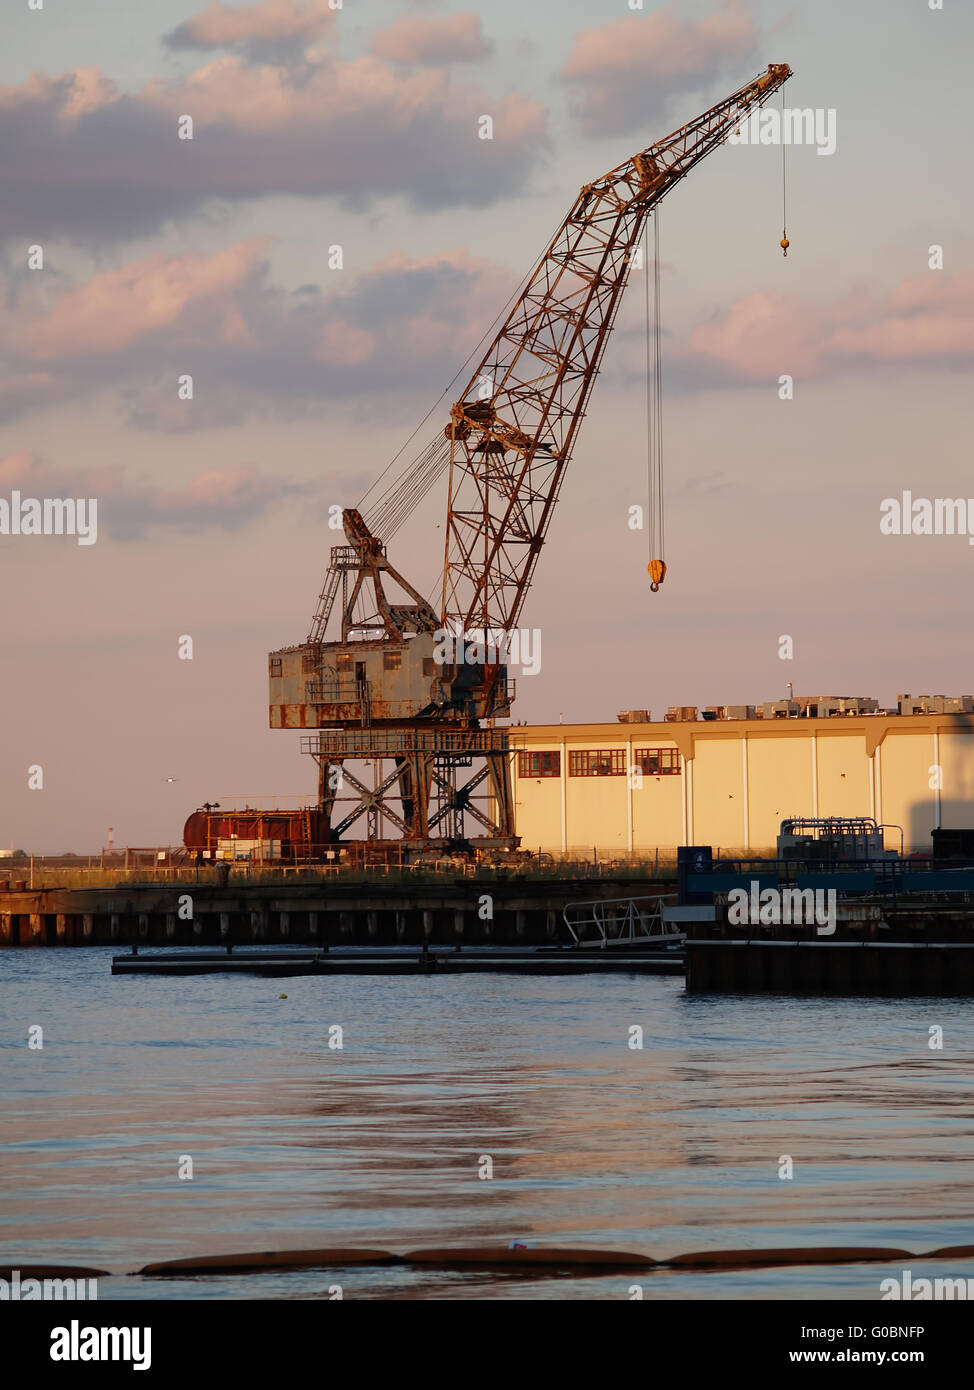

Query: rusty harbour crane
<box><xmin>185</xmin><ymin>63</ymin><xmax>792</xmax><ymax>864</ymax></box>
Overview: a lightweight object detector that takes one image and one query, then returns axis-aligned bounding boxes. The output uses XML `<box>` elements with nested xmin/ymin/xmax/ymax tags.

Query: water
<box><xmin>2</xmin><ymin>948</ymin><xmax>972</xmax><ymax>1299</ymax></box>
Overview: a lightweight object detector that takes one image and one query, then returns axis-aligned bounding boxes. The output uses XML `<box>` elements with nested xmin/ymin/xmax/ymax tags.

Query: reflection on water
<box><xmin>1</xmin><ymin>948</ymin><xmax>972</xmax><ymax>1298</ymax></box>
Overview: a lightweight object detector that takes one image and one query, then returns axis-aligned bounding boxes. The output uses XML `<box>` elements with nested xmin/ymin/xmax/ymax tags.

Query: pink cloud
<box><xmin>148</xmin><ymin>462</ymin><xmax>283</xmax><ymax>513</ymax></box>
<box><xmin>2</xmin><ymin>241</ymin><xmax>515</xmax><ymax>429</ymax></box>
<box><xmin>21</xmin><ymin>240</ymin><xmax>271</xmax><ymax>360</ymax></box>
<box><xmin>681</xmin><ymin>272</ymin><xmax>974</xmax><ymax>383</ymax></box>
<box><xmin>0</xmin><ymin>372</ymin><xmax>57</xmax><ymax>415</ymax></box>
<box><xmin>828</xmin><ymin>272</ymin><xmax>974</xmax><ymax>361</ymax></box>
<box><xmin>0</xmin><ymin>452</ymin><xmax>306</xmax><ymax>537</ymax></box>
<box><xmin>165</xmin><ymin>0</ymin><xmax>335</xmax><ymax>56</ymax></box>
<box><xmin>317</xmin><ymin>322</ymin><xmax>376</xmax><ymax>367</ymax></box>
<box><xmin>140</xmin><ymin>54</ymin><xmax>539</xmax><ymax>139</ymax></box>
<box><xmin>0</xmin><ymin>52</ymin><xmax>546</xmax><ymax>241</ymax></box>
<box><xmin>0</xmin><ymin>451</ymin><xmax>44</xmax><ymax>487</ymax></box>
<box><xmin>685</xmin><ymin>289</ymin><xmax>828</xmax><ymax>379</ymax></box>
<box><xmin>370</xmin><ymin>13</ymin><xmax>492</xmax><ymax>65</ymax></box>
<box><xmin>560</xmin><ymin>0</ymin><xmax>758</xmax><ymax>136</ymax></box>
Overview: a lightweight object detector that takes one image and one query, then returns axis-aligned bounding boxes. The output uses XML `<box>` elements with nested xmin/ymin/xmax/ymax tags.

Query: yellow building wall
<box><xmin>937</xmin><ymin>732</ymin><xmax>974</xmax><ymax>829</ymax></box>
<box><xmin>691</xmin><ymin>738</ymin><xmax>745</xmax><ymax>850</ymax></box>
<box><xmin>815</xmin><ymin>735</ymin><xmax>871</xmax><ymax>821</ymax></box>
<box><xmin>746</xmin><ymin>737</ymin><xmax>814</xmax><ymax>850</ymax></box>
<box><xmin>878</xmin><ymin>733</ymin><xmax>934</xmax><ymax>852</ymax></box>
<box><xmin>511</xmin><ymin>749</ymin><xmax>563</xmax><ymax>855</ymax></box>
<box><xmin>564</xmin><ymin>743</ymin><xmax>629</xmax><ymax>853</ymax></box>
<box><xmin>510</xmin><ymin>719</ymin><xmax>974</xmax><ymax>857</ymax></box>
<box><xmin>631</xmin><ymin>759</ymin><xmax>684</xmax><ymax>850</ymax></box>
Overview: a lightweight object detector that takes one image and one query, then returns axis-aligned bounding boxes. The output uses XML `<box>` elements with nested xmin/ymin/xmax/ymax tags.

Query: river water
<box><xmin>2</xmin><ymin>948</ymin><xmax>972</xmax><ymax>1300</ymax></box>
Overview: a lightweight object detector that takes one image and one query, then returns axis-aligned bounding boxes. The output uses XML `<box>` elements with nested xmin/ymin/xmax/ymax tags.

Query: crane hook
<box><xmin>780</xmin><ymin>236</ymin><xmax>790</xmax><ymax>257</ymax></box>
<box><xmin>648</xmin><ymin>559</ymin><xmax>666</xmax><ymax>593</ymax></box>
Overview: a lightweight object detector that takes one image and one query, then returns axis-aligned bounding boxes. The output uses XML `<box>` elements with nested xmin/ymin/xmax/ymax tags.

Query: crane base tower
<box><xmin>269</xmin><ymin>512</ymin><xmax>517</xmax><ymax>854</ymax></box>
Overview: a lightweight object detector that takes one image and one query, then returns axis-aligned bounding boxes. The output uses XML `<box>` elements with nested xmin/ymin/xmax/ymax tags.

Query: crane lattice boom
<box><xmin>439</xmin><ymin>63</ymin><xmax>792</xmax><ymax>634</ymax></box>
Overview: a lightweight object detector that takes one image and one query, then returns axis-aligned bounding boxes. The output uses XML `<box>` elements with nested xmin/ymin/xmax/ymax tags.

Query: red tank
<box><xmin>183</xmin><ymin>807</ymin><xmax>333</xmax><ymax>861</ymax></box>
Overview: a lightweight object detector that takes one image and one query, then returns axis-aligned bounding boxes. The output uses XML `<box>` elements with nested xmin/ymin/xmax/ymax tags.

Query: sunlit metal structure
<box><xmin>266</xmin><ymin>64</ymin><xmax>793</xmax><ymax>855</ymax></box>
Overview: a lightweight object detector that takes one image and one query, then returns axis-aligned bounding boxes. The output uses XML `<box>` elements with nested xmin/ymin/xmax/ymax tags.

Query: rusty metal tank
<box><xmin>183</xmin><ymin>808</ymin><xmax>333</xmax><ymax>860</ymax></box>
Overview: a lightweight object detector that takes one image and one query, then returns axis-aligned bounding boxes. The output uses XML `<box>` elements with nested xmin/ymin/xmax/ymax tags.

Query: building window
<box><xmin>383</xmin><ymin>650</ymin><xmax>402</xmax><ymax>672</ymax></box>
<box><xmin>635</xmin><ymin>747</ymin><xmax>681</xmax><ymax>775</ymax></box>
<box><xmin>568</xmin><ymin>749</ymin><xmax>626</xmax><ymax>777</ymax></box>
<box><xmin>269</xmin><ymin>657</ymin><xmax>282</xmax><ymax>677</ymax></box>
<box><xmin>336</xmin><ymin>652</ymin><xmax>352</xmax><ymax>668</ymax></box>
<box><xmin>518</xmin><ymin>751</ymin><xmax>561</xmax><ymax>778</ymax></box>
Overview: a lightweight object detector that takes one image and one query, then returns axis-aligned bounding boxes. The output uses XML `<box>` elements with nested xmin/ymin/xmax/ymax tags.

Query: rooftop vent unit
<box><xmin>760</xmin><ymin>695</ymin><xmax>879</xmax><ymax>719</ymax></box>
<box><xmin>897</xmin><ymin>693</ymin><xmax>974</xmax><ymax>715</ymax></box>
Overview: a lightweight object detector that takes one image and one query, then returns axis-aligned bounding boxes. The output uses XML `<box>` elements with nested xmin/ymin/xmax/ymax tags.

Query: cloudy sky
<box><xmin>2</xmin><ymin>0</ymin><xmax>972</xmax><ymax>852</ymax></box>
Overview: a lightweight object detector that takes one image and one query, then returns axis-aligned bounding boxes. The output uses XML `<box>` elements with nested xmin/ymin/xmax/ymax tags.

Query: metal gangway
<box><xmin>562</xmin><ymin>894</ymin><xmax>685</xmax><ymax>949</ymax></box>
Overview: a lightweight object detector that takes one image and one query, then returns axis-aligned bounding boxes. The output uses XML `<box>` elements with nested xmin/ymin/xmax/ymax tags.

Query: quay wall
<box><xmin>0</xmin><ymin>878</ymin><xmax>668</xmax><ymax>948</ymax></box>
<box><xmin>683</xmin><ymin>902</ymin><xmax>974</xmax><ymax>993</ymax></box>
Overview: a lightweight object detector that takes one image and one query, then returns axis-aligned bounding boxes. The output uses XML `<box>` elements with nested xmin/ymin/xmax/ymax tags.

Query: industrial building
<box><xmin>509</xmin><ymin>703</ymin><xmax>974</xmax><ymax>857</ymax></box>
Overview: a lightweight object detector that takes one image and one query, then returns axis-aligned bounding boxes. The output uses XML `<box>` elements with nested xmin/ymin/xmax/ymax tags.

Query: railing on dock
<box><xmin>562</xmin><ymin>894</ymin><xmax>684</xmax><ymax>948</ymax></box>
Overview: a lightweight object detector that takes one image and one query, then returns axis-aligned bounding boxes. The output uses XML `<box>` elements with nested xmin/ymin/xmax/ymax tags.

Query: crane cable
<box><xmin>780</xmin><ymin>85</ymin><xmax>790</xmax><ymax>257</ymax></box>
<box><xmin>646</xmin><ymin>213</ymin><xmax>665</xmax><ymax>592</ymax></box>
<box><xmin>357</xmin><ymin>223</ymin><xmax>562</xmax><ymax>542</ymax></box>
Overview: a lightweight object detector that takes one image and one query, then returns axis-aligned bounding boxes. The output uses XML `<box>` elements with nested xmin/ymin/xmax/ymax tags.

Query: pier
<box><xmin>7</xmin><ymin>862</ymin><xmax>974</xmax><ymax>993</ymax></box>
<box><xmin>680</xmin><ymin>857</ymin><xmax>974</xmax><ymax>993</ymax></box>
<box><xmin>0</xmin><ymin>877</ymin><xmax>672</xmax><ymax>950</ymax></box>
<box><xmin>110</xmin><ymin>944</ymin><xmax>685</xmax><ymax>976</ymax></box>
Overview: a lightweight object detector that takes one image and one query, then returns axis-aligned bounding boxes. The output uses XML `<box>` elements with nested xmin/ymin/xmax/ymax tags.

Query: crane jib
<box><xmin>437</xmin><ymin>62</ymin><xmax>792</xmax><ymax>634</ymax></box>
<box><xmin>302</xmin><ymin>65</ymin><xmax>793</xmax><ymax>667</ymax></box>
